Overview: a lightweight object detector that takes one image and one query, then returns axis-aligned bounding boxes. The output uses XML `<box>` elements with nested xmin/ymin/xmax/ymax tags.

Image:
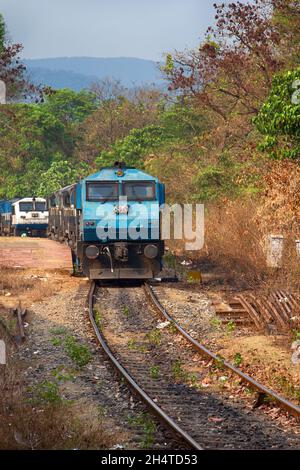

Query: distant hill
<box><xmin>24</xmin><ymin>57</ymin><xmax>164</xmax><ymax>91</ymax></box>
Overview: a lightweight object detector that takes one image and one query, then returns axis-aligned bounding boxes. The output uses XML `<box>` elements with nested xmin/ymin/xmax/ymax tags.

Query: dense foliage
<box><xmin>0</xmin><ymin>89</ymin><xmax>97</xmax><ymax>198</ymax></box>
<box><xmin>0</xmin><ymin>1</ymin><xmax>299</xmax><ymax>208</ymax></box>
<box><xmin>255</xmin><ymin>68</ymin><xmax>300</xmax><ymax>159</ymax></box>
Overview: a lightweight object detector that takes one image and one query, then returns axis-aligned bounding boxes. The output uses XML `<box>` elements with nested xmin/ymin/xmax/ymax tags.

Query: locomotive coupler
<box><xmin>114</xmin><ymin>243</ymin><xmax>128</xmax><ymax>262</ymax></box>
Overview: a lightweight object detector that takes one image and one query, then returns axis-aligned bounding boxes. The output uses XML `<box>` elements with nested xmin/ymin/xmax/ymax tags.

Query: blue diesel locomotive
<box><xmin>48</xmin><ymin>163</ymin><xmax>165</xmax><ymax>279</ymax></box>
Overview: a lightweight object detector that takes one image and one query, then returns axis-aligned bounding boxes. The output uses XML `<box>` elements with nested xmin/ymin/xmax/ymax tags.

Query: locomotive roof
<box><xmin>13</xmin><ymin>197</ymin><xmax>46</xmax><ymax>202</ymax></box>
<box><xmin>85</xmin><ymin>166</ymin><xmax>158</xmax><ymax>182</ymax></box>
<box><xmin>50</xmin><ymin>166</ymin><xmax>159</xmax><ymax>197</ymax></box>
<box><xmin>0</xmin><ymin>197</ymin><xmax>46</xmax><ymax>214</ymax></box>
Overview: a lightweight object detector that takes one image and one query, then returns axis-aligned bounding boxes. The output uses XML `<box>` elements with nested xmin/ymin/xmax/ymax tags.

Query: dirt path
<box><xmin>0</xmin><ymin>237</ymin><xmax>72</xmax><ymax>269</ymax></box>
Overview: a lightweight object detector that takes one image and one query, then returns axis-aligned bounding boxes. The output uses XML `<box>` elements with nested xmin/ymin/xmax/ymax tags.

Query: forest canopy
<box><xmin>0</xmin><ymin>1</ymin><xmax>299</xmax><ymax>204</ymax></box>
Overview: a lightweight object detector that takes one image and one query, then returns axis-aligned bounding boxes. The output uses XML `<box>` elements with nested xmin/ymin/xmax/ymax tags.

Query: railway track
<box><xmin>88</xmin><ymin>281</ymin><xmax>300</xmax><ymax>450</ymax></box>
<box><xmin>144</xmin><ymin>283</ymin><xmax>300</xmax><ymax>419</ymax></box>
<box><xmin>88</xmin><ymin>281</ymin><xmax>200</xmax><ymax>450</ymax></box>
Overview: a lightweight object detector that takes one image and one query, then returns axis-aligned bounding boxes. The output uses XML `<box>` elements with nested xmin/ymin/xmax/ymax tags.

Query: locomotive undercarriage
<box><xmin>76</xmin><ymin>240</ymin><xmax>164</xmax><ymax>279</ymax></box>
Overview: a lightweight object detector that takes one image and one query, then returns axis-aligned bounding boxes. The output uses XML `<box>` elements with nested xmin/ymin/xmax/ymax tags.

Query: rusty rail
<box><xmin>144</xmin><ymin>282</ymin><xmax>300</xmax><ymax>420</ymax></box>
<box><xmin>88</xmin><ymin>281</ymin><xmax>202</xmax><ymax>450</ymax></box>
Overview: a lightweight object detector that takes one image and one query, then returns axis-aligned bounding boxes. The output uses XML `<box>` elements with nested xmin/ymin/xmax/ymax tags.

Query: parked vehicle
<box><xmin>0</xmin><ymin>197</ymin><xmax>48</xmax><ymax>236</ymax></box>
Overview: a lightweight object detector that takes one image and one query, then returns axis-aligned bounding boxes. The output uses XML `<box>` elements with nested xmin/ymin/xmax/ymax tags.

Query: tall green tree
<box><xmin>0</xmin><ymin>89</ymin><xmax>97</xmax><ymax>198</ymax></box>
<box><xmin>37</xmin><ymin>160</ymin><xmax>89</xmax><ymax>197</ymax></box>
<box><xmin>255</xmin><ymin>68</ymin><xmax>300</xmax><ymax>159</ymax></box>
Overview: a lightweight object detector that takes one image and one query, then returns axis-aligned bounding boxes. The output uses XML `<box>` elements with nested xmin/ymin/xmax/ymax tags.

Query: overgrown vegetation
<box><xmin>64</xmin><ymin>335</ymin><xmax>92</xmax><ymax>368</ymax></box>
<box><xmin>127</xmin><ymin>412</ymin><xmax>156</xmax><ymax>449</ymax></box>
<box><xmin>0</xmin><ymin>329</ymin><xmax>113</xmax><ymax>449</ymax></box>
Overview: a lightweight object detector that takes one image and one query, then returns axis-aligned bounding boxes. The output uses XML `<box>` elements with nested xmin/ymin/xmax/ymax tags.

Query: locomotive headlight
<box><xmin>86</xmin><ymin>245</ymin><xmax>99</xmax><ymax>259</ymax></box>
<box><xmin>144</xmin><ymin>244</ymin><xmax>158</xmax><ymax>259</ymax></box>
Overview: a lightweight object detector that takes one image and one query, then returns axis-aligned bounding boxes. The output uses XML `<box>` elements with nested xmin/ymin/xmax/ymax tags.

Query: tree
<box><xmin>90</xmin><ymin>77</ymin><xmax>127</xmax><ymax>103</ymax></box>
<box><xmin>273</xmin><ymin>0</ymin><xmax>300</xmax><ymax>66</ymax></box>
<box><xmin>0</xmin><ymin>12</ymin><xmax>38</xmax><ymax>100</ymax></box>
<box><xmin>193</xmin><ymin>153</ymin><xmax>260</xmax><ymax>202</ymax></box>
<box><xmin>42</xmin><ymin>88</ymin><xmax>98</xmax><ymax>124</ymax></box>
<box><xmin>76</xmin><ymin>85</ymin><xmax>162</xmax><ymax>164</ymax></box>
<box><xmin>96</xmin><ymin>125</ymin><xmax>169</xmax><ymax>168</ymax></box>
<box><xmin>158</xmin><ymin>0</ymin><xmax>299</xmax><ymax>201</ymax></box>
<box><xmin>37</xmin><ymin>160</ymin><xmax>89</xmax><ymax>197</ymax></box>
<box><xmin>0</xmin><ymin>13</ymin><xmax>5</xmax><ymax>54</ymax></box>
<box><xmin>255</xmin><ymin>68</ymin><xmax>300</xmax><ymax>159</ymax></box>
<box><xmin>163</xmin><ymin>1</ymin><xmax>286</xmax><ymax>119</ymax></box>
<box><xmin>0</xmin><ymin>89</ymin><xmax>97</xmax><ymax>198</ymax></box>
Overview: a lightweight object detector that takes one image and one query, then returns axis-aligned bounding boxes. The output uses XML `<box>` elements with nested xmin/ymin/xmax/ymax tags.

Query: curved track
<box><xmin>88</xmin><ymin>281</ymin><xmax>300</xmax><ymax>450</ymax></box>
<box><xmin>88</xmin><ymin>281</ymin><xmax>202</xmax><ymax>450</ymax></box>
<box><xmin>144</xmin><ymin>282</ymin><xmax>300</xmax><ymax>420</ymax></box>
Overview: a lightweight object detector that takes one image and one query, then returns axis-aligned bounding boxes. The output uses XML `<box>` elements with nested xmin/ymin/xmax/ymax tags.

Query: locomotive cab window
<box><xmin>19</xmin><ymin>202</ymin><xmax>33</xmax><ymax>212</ymax></box>
<box><xmin>63</xmin><ymin>192</ymin><xmax>71</xmax><ymax>208</ymax></box>
<box><xmin>35</xmin><ymin>201</ymin><xmax>46</xmax><ymax>212</ymax></box>
<box><xmin>86</xmin><ymin>182</ymin><xmax>119</xmax><ymax>201</ymax></box>
<box><xmin>70</xmin><ymin>190</ymin><xmax>75</xmax><ymax>207</ymax></box>
<box><xmin>49</xmin><ymin>196</ymin><xmax>57</xmax><ymax>208</ymax></box>
<box><xmin>123</xmin><ymin>181</ymin><xmax>156</xmax><ymax>201</ymax></box>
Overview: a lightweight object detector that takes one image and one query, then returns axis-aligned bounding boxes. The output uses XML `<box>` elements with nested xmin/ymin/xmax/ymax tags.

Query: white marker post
<box><xmin>295</xmin><ymin>240</ymin><xmax>300</xmax><ymax>257</ymax></box>
<box><xmin>0</xmin><ymin>80</ymin><xmax>6</xmax><ymax>104</ymax></box>
<box><xmin>266</xmin><ymin>234</ymin><xmax>284</xmax><ymax>268</ymax></box>
<box><xmin>0</xmin><ymin>340</ymin><xmax>6</xmax><ymax>365</ymax></box>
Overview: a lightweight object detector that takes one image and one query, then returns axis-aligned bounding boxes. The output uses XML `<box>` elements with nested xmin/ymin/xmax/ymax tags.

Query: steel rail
<box><xmin>144</xmin><ymin>282</ymin><xmax>300</xmax><ymax>420</ymax></box>
<box><xmin>88</xmin><ymin>281</ymin><xmax>203</xmax><ymax>450</ymax></box>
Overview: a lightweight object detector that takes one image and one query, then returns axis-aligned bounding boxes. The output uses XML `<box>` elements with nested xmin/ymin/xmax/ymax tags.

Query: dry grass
<box><xmin>0</xmin><ymin>333</ymin><xmax>115</xmax><ymax>450</ymax></box>
<box><xmin>0</xmin><ymin>267</ymin><xmax>36</xmax><ymax>295</ymax></box>
<box><xmin>0</xmin><ymin>401</ymin><xmax>115</xmax><ymax>450</ymax></box>
<box><xmin>201</xmin><ymin>199</ymin><xmax>300</xmax><ymax>291</ymax></box>
<box><xmin>163</xmin><ymin>195</ymin><xmax>300</xmax><ymax>291</ymax></box>
<box><xmin>203</xmin><ymin>200</ymin><xmax>267</xmax><ymax>287</ymax></box>
<box><xmin>162</xmin><ymin>199</ymin><xmax>300</xmax><ymax>291</ymax></box>
<box><xmin>162</xmin><ymin>200</ymin><xmax>268</xmax><ymax>287</ymax></box>
<box><xmin>0</xmin><ymin>268</ymin><xmax>116</xmax><ymax>450</ymax></box>
<box><xmin>0</xmin><ymin>266</ymin><xmax>59</xmax><ymax>303</ymax></box>
<box><xmin>271</xmin><ymin>236</ymin><xmax>300</xmax><ymax>292</ymax></box>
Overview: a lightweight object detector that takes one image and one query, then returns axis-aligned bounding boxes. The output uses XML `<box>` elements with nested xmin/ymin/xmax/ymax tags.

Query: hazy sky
<box><xmin>0</xmin><ymin>0</ymin><xmax>221</xmax><ymax>60</ymax></box>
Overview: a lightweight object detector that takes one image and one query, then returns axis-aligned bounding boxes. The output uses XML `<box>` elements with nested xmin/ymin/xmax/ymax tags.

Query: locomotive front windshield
<box><xmin>124</xmin><ymin>182</ymin><xmax>155</xmax><ymax>200</ymax></box>
<box><xmin>35</xmin><ymin>202</ymin><xmax>46</xmax><ymax>211</ymax></box>
<box><xmin>19</xmin><ymin>202</ymin><xmax>34</xmax><ymax>212</ymax></box>
<box><xmin>19</xmin><ymin>201</ymin><xmax>46</xmax><ymax>212</ymax></box>
<box><xmin>87</xmin><ymin>182</ymin><xmax>119</xmax><ymax>201</ymax></box>
<box><xmin>86</xmin><ymin>181</ymin><xmax>156</xmax><ymax>201</ymax></box>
